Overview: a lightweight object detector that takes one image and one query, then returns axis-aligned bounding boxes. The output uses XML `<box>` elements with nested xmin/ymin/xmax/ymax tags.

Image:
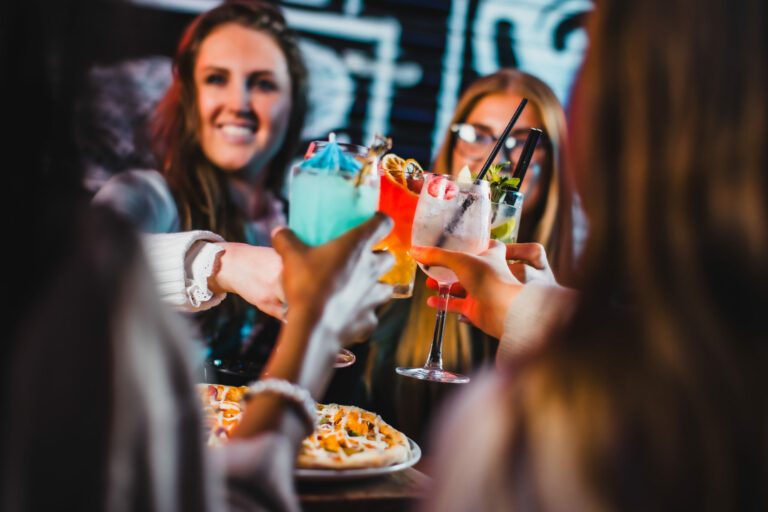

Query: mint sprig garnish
<box><xmin>484</xmin><ymin>162</ymin><xmax>519</xmax><ymax>203</ymax></box>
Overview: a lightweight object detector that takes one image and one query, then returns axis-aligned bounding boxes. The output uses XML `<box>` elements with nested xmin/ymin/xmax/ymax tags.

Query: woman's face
<box><xmin>195</xmin><ymin>23</ymin><xmax>292</xmax><ymax>178</ymax></box>
<box><xmin>451</xmin><ymin>92</ymin><xmax>549</xmax><ymax>213</ymax></box>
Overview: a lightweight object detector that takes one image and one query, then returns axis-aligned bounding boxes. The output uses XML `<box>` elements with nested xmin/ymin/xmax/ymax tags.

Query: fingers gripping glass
<box><xmin>451</xmin><ymin>123</ymin><xmax>544</xmax><ymax>163</ymax></box>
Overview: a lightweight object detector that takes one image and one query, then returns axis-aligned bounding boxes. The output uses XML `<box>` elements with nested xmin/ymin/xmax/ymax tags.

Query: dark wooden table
<box><xmin>298</xmin><ymin>467</ymin><xmax>430</xmax><ymax>512</ymax></box>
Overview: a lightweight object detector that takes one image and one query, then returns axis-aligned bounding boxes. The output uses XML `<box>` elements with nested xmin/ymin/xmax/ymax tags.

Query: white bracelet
<box><xmin>246</xmin><ymin>378</ymin><xmax>316</xmax><ymax>433</ymax></box>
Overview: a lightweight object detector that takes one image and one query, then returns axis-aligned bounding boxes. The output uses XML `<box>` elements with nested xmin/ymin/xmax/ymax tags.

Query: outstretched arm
<box><xmin>231</xmin><ymin>213</ymin><xmax>394</xmax><ymax>441</ymax></box>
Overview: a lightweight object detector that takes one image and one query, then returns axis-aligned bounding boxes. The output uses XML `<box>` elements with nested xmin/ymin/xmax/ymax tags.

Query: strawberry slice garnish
<box><xmin>426</xmin><ymin>176</ymin><xmax>458</xmax><ymax>200</ymax></box>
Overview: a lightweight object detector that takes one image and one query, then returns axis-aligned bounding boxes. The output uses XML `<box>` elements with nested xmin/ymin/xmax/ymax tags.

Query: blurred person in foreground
<box><xmin>0</xmin><ymin>2</ymin><xmax>393</xmax><ymax>510</ymax></box>
<box><xmin>415</xmin><ymin>0</ymin><xmax>767</xmax><ymax>509</ymax></box>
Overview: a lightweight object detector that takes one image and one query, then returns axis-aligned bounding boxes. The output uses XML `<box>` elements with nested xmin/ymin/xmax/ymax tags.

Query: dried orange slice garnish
<box><xmin>380</xmin><ymin>154</ymin><xmax>407</xmax><ymax>186</ymax></box>
<box><xmin>403</xmin><ymin>158</ymin><xmax>423</xmax><ymax>175</ymax></box>
<box><xmin>380</xmin><ymin>154</ymin><xmax>423</xmax><ymax>187</ymax></box>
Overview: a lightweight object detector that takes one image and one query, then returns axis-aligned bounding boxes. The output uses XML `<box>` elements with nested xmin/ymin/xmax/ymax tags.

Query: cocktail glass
<box><xmin>289</xmin><ymin>142</ymin><xmax>376</xmax><ymax>246</ymax></box>
<box><xmin>490</xmin><ymin>190</ymin><xmax>524</xmax><ymax>243</ymax></box>
<box><xmin>375</xmin><ymin>169</ymin><xmax>424</xmax><ymax>298</ymax></box>
<box><xmin>288</xmin><ymin>140</ymin><xmax>379</xmax><ymax>367</ymax></box>
<box><xmin>396</xmin><ymin>174</ymin><xmax>491</xmax><ymax>383</ymax></box>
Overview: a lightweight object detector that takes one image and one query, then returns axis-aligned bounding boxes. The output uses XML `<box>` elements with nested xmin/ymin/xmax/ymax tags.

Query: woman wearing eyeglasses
<box><xmin>367</xmin><ymin>69</ymin><xmax>581</xmax><ymax>447</ymax></box>
<box><xmin>436</xmin><ymin>69</ymin><xmax>577</xmax><ymax>266</ymax></box>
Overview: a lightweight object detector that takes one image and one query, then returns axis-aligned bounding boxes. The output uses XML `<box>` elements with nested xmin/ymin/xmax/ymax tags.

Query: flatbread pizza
<box><xmin>298</xmin><ymin>403</ymin><xmax>411</xmax><ymax>469</ymax></box>
<box><xmin>197</xmin><ymin>384</ymin><xmax>411</xmax><ymax>469</ymax></box>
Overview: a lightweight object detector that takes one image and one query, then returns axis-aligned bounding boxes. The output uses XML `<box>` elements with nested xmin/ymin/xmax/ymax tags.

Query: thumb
<box><xmin>271</xmin><ymin>226</ymin><xmax>308</xmax><ymax>260</ymax></box>
<box><xmin>342</xmin><ymin>212</ymin><xmax>394</xmax><ymax>250</ymax></box>
<box><xmin>410</xmin><ymin>245</ymin><xmax>477</xmax><ymax>278</ymax></box>
<box><xmin>505</xmin><ymin>243</ymin><xmax>546</xmax><ymax>269</ymax></box>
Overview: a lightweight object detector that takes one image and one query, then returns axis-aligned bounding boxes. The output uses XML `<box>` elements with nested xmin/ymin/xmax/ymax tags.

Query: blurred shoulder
<box><xmin>92</xmin><ymin>169</ymin><xmax>180</xmax><ymax>233</ymax></box>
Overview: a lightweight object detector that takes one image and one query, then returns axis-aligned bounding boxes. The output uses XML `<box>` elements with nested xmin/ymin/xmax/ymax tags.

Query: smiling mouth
<box><xmin>217</xmin><ymin>122</ymin><xmax>256</xmax><ymax>143</ymax></box>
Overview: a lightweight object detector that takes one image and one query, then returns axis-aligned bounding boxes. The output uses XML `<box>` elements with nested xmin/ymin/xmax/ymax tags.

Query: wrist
<box><xmin>264</xmin><ymin>307</ymin><xmax>339</xmax><ymax>390</ymax></box>
<box><xmin>207</xmin><ymin>242</ymin><xmax>229</xmax><ymax>294</ymax></box>
<box><xmin>245</xmin><ymin>378</ymin><xmax>316</xmax><ymax>435</ymax></box>
<box><xmin>279</xmin><ymin>304</ymin><xmax>336</xmax><ymax>355</ymax></box>
<box><xmin>492</xmin><ymin>283</ymin><xmax>521</xmax><ymax>338</ymax></box>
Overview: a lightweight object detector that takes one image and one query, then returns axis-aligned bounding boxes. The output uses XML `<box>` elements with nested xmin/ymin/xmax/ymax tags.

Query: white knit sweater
<box><xmin>142</xmin><ymin>231</ymin><xmax>226</xmax><ymax>312</ymax></box>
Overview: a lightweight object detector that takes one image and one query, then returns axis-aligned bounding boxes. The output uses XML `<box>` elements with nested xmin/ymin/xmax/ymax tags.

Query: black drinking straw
<box><xmin>475</xmin><ymin>98</ymin><xmax>528</xmax><ymax>181</ymax></box>
<box><xmin>431</xmin><ymin>99</ymin><xmax>529</xmax><ymax>249</ymax></box>
<box><xmin>510</xmin><ymin>128</ymin><xmax>543</xmax><ymax>192</ymax></box>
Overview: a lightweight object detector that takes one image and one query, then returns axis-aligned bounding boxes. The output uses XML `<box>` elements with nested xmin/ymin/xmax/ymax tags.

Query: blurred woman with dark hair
<box><xmin>414</xmin><ymin>0</ymin><xmax>767</xmax><ymax>509</ymax></box>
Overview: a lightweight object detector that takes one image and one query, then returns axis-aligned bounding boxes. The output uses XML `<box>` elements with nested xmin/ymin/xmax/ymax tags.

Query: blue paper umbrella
<box><xmin>300</xmin><ymin>137</ymin><xmax>363</xmax><ymax>173</ymax></box>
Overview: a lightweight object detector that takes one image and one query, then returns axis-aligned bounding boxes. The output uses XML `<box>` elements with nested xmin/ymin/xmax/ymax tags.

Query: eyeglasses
<box><xmin>451</xmin><ymin>122</ymin><xmax>546</xmax><ymax>162</ymax></box>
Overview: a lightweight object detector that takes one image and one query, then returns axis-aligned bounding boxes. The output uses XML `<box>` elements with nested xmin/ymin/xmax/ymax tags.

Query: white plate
<box><xmin>294</xmin><ymin>437</ymin><xmax>421</xmax><ymax>482</ymax></box>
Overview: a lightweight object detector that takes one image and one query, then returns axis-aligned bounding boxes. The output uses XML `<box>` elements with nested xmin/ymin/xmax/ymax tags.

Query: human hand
<box><xmin>411</xmin><ymin>240</ymin><xmax>522</xmax><ymax>339</ymax></box>
<box><xmin>424</xmin><ymin>243</ymin><xmax>557</xmax><ymax>295</ymax></box>
<box><xmin>505</xmin><ymin>243</ymin><xmax>557</xmax><ymax>285</ymax></box>
<box><xmin>232</xmin><ymin>215</ymin><xmax>394</xmax><ymax>440</ymax></box>
<box><xmin>208</xmin><ymin>243</ymin><xmax>285</xmax><ymax>320</ymax></box>
<box><xmin>272</xmin><ymin>213</ymin><xmax>394</xmax><ymax>348</ymax></box>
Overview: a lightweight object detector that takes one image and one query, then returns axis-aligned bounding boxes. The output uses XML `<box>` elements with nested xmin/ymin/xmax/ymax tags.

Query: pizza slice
<box><xmin>196</xmin><ymin>384</ymin><xmax>412</xmax><ymax>469</ymax></box>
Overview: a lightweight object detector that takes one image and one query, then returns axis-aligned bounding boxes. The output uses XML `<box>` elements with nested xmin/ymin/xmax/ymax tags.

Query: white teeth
<box><xmin>220</xmin><ymin>124</ymin><xmax>254</xmax><ymax>137</ymax></box>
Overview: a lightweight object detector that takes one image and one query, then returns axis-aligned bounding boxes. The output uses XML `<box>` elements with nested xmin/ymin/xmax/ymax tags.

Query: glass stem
<box><xmin>425</xmin><ymin>284</ymin><xmax>451</xmax><ymax>370</ymax></box>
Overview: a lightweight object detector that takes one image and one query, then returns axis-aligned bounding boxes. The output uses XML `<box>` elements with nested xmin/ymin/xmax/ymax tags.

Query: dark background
<box><xmin>75</xmin><ymin>0</ymin><xmax>591</xmax><ymax>192</ymax></box>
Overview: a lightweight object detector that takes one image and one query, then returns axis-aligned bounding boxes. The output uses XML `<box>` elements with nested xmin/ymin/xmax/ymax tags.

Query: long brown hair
<box><xmin>153</xmin><ymin>0</ymin><xmax>307</xmax><ymax>243</ymax></box>
<box><xmin>572</xmin><ymin>0</ymin><xmax>767</xmax><ymax>355</ymax></box>
<box><xmin>426</xmin><ymin>0</ymin><xmax>767</xmax><ymax>509</ymax></box>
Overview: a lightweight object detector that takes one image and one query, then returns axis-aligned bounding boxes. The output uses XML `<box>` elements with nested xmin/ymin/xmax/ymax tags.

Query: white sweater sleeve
<box><xmin>142</xmin><ymin>231</ymin><xmax>227</xmax><ymax>312</ymax></box>
<box><xmin>496</xmin><ymin>282</ymin><xmax>579</xmax><ymax>365</ymax></box>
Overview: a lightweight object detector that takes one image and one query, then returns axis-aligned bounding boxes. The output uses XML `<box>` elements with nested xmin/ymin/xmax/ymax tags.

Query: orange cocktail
<box><xmin>376</xmin><ymin>158</ymin><xmax>424</xmax><ymax>298</ymax></box>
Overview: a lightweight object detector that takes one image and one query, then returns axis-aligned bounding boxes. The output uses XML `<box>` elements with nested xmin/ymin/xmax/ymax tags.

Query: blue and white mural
<box><xmin>80</xmin><ymin>0</ymin><xmax>591</xmax><ymax>186</ymax></box>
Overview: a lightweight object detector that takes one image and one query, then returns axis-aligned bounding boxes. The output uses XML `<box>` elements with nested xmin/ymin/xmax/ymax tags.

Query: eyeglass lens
<box><xmin>454</xmin><ymin>123</ymin><xmax>534</xmax><ymax>161</ymax></box>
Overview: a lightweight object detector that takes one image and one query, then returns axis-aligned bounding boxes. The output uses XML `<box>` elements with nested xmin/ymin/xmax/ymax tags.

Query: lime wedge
<box><xmin>491</xmin><ymin>218</ymin><xmax>516</xmax><ymax>242</ymax></box>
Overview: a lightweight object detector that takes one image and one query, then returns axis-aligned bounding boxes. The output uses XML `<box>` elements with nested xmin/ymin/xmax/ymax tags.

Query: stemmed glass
<box><xmin>396</xmin><ymin>174</ymin><xmax>491</xmax><ymax>383</ymax></box>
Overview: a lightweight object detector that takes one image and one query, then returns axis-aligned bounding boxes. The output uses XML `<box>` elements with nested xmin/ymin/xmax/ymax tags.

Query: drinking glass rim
<box><xmin>292</xmin><ymin>164</ymin><xmax>359</xmax><ymax>176</ymax></box>
<box><xmin>378</xmin><ymin>168</ymin><xmax>431</xmax><ymax>179</ymax></box>
<box><xmin>425</xmin><ymin>172</ymin><xmax>490</xmax><ymax>190</ymax></box>
<box><xmin>305</xmin><ymin>140</ymin><xmax>369</xmax><ymax>158</ymax></box>
<box><xmin>290</xmin><ymin>164</ymin><xmax>380</xmax><ymax>187</ymax></box>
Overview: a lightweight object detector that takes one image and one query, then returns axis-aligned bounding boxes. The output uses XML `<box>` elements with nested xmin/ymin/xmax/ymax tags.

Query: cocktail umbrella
<box><xmin>300</xmin><ymin>134</ymin><xmax>362</xmax><ymax>173</ymax></box>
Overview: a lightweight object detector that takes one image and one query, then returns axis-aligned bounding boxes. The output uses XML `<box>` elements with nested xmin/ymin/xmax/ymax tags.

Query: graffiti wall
<box><xmin>79</xmin><ymin>0</ymin><xmax>591</xmax><ymax>188</ymax></box>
